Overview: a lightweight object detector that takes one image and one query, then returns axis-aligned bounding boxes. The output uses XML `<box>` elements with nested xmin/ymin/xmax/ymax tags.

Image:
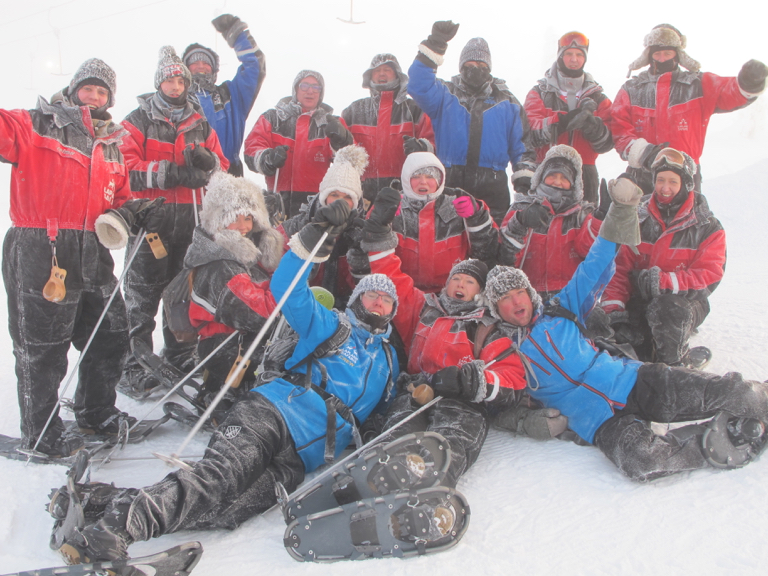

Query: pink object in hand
<box><xmin>453</xmin><ymin>195</ymin><xmax>477</xmax><ymax>218</ymax></box>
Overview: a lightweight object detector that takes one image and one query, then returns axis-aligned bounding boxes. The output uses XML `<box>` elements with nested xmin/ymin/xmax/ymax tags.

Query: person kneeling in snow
<box><xmin>486</xmin><ymin>175</ymin><xmax>768</xmax><ymax>481</ymax></box>
<box><xmin>51</xmin><ymin>199</ymin><xmax>400</xmax><ymax>563</ymax></box>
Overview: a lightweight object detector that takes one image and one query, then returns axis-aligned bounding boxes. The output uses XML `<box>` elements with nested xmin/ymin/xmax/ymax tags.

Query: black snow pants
<box><xmin>122</xmin><ymin>203</ymin><xmax>197</xmax><ymax>373</ymax></box>
<box><xmin>445</xmin><ymin>165</ymin><xmax>511</xmax><ymax>225</ymax></box>
<box><xmin>594</xmin><ymin>363</ymin><xmax>768</xmax><ymax>482</ymax></box>
<box><xmin>125</xmin><ymin>392</ymin><xmax>304</xmax><ymax>539</ymax></box>
<box><xmin>1</xmin><ymin>228</ymin><xmax>129</xmax><ymax>441</ymax></box>
<box><xmin>383</xmin><ymin>394</ymin><xmax>489</xmax><ymax>488</ymax></box>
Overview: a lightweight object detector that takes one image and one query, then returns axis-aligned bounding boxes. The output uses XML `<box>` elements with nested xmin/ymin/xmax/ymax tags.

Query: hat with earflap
<box><xmin>627</xmin><ymin>24</ymin><xmax>700</xmax><ymax>77</ymax></box>
<box><xmin>155</xmin><ymin>45</ymin><xmax>192</xmax><ymax>90</ymax></box>
<box><xmin>201</xmin><ymin>172</ymin><xmax>283</xmax><ymax>269</ymax></box>
<box><xmin>317</xmin><ymin>145</ymin><xmax>369</xmax><ymax>208</ymax></box>
<box><xmin>484</xmin><ymin>265</ymin><xmax>542</xmax><ymax>321</ymax></box>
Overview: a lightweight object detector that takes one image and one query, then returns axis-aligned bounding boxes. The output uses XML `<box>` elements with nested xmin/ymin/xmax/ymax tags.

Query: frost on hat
<box><xmin>362</xmin><ymin>53</ymin><xmax>408</xmax><ymax>89</ymax></box>
<box><xmin>627</xmin><ymin>24</ymin><xmax>700</xmax><ymax>76</ymax></box>
<box><xmin>292</xmin><ymin>69</ymin><xmax>325</xmax><ymax>103</ymax></box>
<box><xmin>401</xmin><ymin>152</ymin><xmax>446</xmax><ymax>203</ymax></box>
<box><xmin>317</xmin><ymin>145</ymin><xmax>369</xmax><ymax>207</ymax></box>
<box><xmin>69</xmin><ymin>58</ymin><xmax>117</xmax><ymax>108</ymax></box>
<box><xmin>449</xmin><ymin>259</ymin><xmax>489</xmax><ymax>288</ymax></box>
<box><xmin>460</xmin><ymin>38</ymin><xmax>492</xmax><ymax>71</ymax></box>
<box><xmin>484</xmin><ymin>265</ymin><xmax>542</xmax><ymax>320</ymax></box>
<box><xmin>348</xmin><ymin>273</ymin><xmax>399</xmax><ymax>320</ymax></box>
<box><xmin>183</xmin><ymin>43</ymin><xmax>220</xmax><ymax>83</ymax></box>
<box><xmin>154</xmin><ymin>45</ymin><xmax>192</xmax><ymax>90</ymax></box>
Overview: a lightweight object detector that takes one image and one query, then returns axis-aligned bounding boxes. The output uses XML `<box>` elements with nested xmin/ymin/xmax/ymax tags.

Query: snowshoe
<box><xmin>3</xmin><ymin>541</ymin><xmax>203</xmax><ymax>576</ymax></box>
<box><xmin>679</xmin><ymin>346</ymin><xmax>712</xmax><ymax>370</ymax></box>
<box><xmin>163</xmin><ymin>402</ymin><xmax>215</xmax><ymax>433</ymax></box>
<box><xmin>283</xmin><ymin>486</ymin><xmax>470</xmax><ymax>562</ymax></box>
<box><xmin>280</xmin><ymin>432</ymin><xmax>451</xmax><ymax>523</ymax></box>
<box><xmin>701</xmin><ymin>411</ymin><xmax>768</xmax><ymax>469</ymax></box>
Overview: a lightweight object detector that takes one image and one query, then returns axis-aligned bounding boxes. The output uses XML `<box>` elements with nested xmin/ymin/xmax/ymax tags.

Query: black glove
<box><xmin>517</xmin><ymin>202</ymin><xmax>552</xmax><ymax>230</ymax></box>
<box><xmin>260</xmin><ymin>145</ymin><xmax>289</xmax><ymax>175</ymax></box>
<box><xmin>324</xmin><ymin>114</ymin><xmax>351</xmax><ymax>149</ymax></box>
<box><xmin>346</xmin><ymin>247</ymin><xmax>371</xmax><ymax>278</ymax></box>
<box><xmin>403</xmin><ymin>135</ymin><xmax>429</xmax><ymax>156</ymax></box>
<box><xmin>512</xmin><ymin>176</ymin><xmax>532</xmax><ymax>195</ymax></box>
<box><xmin>263</xmin><ymin>191</ymin><xmax>285</xmax><ymax>226</ymax></box>
<box><xmin>593</xmin><ymin>179</ymin><xmax>612</xmax><ymax>220</ymax></box>
<box><xmin>737</xmin><ymin>59</ymin><xmax>768</xmax><ymax>94</ymax></box>
<box><xmin>640</xmin><ymin>142</ymin><xmax>669</xmax><ymax>171</ymax></box>
<box><xmin>187</xmin><ymin>146</ymin><xmax>217</xmax><ymax>172</ymax></box>
<box><xmin>557</xmin><ymin>108</ymin><xmax>581</xmax><ymax>133</ymax></box>
<box><xmin>431</xmin><ymin>363</ymin><xmax>485</xmax><ymax>403</ymax></box>
<box><xmin>566</xmin><ymin>100</ymin><xmax>600</xmax><ymax>134</ymax></box>
<box><xmin>605</xmin><ymin>310</ymin><xmax>642</xmax><ymax>348</ymax></box>
<box><xmin>423</xmin><ymin>20</ymin><xmax>460</xmax><ymax>55</ymax></box>
<box><xmin>295</xmin><ymin>199</ymin><xmax>353</xmax><ymax>260</ymax></box>
<box><xmin>493</xmin><ymin>406</ymin><xmax>568</xmax><ymax>440</ymax></box>
<box><xmin>165</xmin><ymin>163</ymin><xmax>210</xmax><ymax>189</ymax></box>
<box><xmin>111</xmin><ymin>197</ymin><xmax>166</xmax><ymax>234</ymax></box>
<box><xmin>362</xmin><ymin>187</ymin><xmax>401</xmax><ymax>248</ymax></box>
<box><xmin>212</xmin><ymin>14</ymin><xmax>249</xmax><ymax>48</ymax></box>
<box><xmin>630</xmin><ymin>266</ymin><xmax>662</xmax><ymax>300</ymax></box>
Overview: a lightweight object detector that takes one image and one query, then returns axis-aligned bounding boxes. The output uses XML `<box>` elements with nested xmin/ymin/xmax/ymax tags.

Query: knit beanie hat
<box><xmin>348</xmin><ymin>273</ymin><xmax>398</xmax><ymax>329</ymax></box>
<box><xmin>183</xmin><ymin>43</ymin><xmax>220</xmax><ymax>83</ymax></box>
<box><xmin>69</xmin><ymin>58</ymin><xmax>117</xmax><ymax>108</ymax></box>
<box><xmin>448</xmin><ymin>259</ymin><xmax>489</xmax><ymax>289</ymax></box>
<box><xmin>292</xmin><ymin>69</ymin><xmax>325</xmax><ymax>104</ymax></box>
<box><xmin>154</xmin><ymin>46</ymin><xmax>192</xmax><ymax>90</ymax></box>
<box><xmin>362</xmin><ymin>53</ymin><xmax>408</xmax><ymax>89</ymax></box>
<box><xmin>484</xmin><ymin>265</ymin><xmax>542</xmax><ymax>320</ymax></box>
<box><xmin>201</xmin><ymin>172</ymin><xmax>283</xmax><ymax>269</ymax></box>
<box><xmin>401</xmin><ymin>152</ymin><xmax>446</xmax><ymax>203</ymax></box>
<box><xmin>317</xmin><ymin>145</ymin><xmax>369</xmax><ymax>207</ymax></box>
<box><xmin>627</xmin><ymin>24</ymin><xmax>700</xmax><ymax>77</ymax></box>
<box><xmin>460</xmin><ymin>38</ymin><xmax>492</xmax><ymax>71</ymax></box>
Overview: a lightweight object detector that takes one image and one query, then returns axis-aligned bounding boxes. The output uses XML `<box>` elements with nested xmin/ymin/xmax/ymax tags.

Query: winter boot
<box><xmin>77</xmin><ymin>408</ymin><xmax>137</xmax><ymax>436</ymax></box>
<box><xmin>24</xmin><ymin>419</ymin><xmax>84</xmax><ymax>458</ymax></box>
<box><xmin>117</xmin><ymin>365</ymin><xmax>163</xmax><ymax>400</ymax></box>
<box><xmin>678</xmin><ymin>346</ymin><xmax>712</xmax><ymax>370</ymax></box>
<box><xmin>58</xmin><ymin>501</ymin><xmax>135</xmax><ymax>565</ymax></box>
<box><xmin>48</xmin><ymin>481</ymin><xmax>126</xmax><ymax>522</ymax></box>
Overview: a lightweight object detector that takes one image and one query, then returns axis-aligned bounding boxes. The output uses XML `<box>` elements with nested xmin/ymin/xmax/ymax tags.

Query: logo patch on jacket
<box><xmin>224</xmin><ymin>425</ymin><xmax>241</xmax><ymax>439</ymax></box>
<box><xmin>314</xmin><ymin>152</ymin><xmax>326</xmax><ymax>163</ymax></box>
<box><xmin>677</xmin><ymin>118</ymin><xmax>688</xmax><ymax>131</ymax></box>
<box><xmin>103</xmin><ymin>179</ymin><xmax>115</xmax><ymax>204</ymax></box>
<box><xmin>338</xmin><ymin>342</ymin><xmax>358</xmax><ymax>366</ymax></box>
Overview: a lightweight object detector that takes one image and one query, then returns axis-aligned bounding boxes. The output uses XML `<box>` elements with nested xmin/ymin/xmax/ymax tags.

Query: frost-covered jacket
<box><xmin>602</xmin><ymin>192</ymin><xmax>725</xmax><ymax>311</ymax></box>
<box><xmin>257</xmin><ymin>250</ymin><xmax>398</xmax><ymax>472</ymax></box>
<box><xmin>525</xmin><ymin>64</ymin><xmax>613</xmax><ymax>165</ymax></box>
<box><xmin>407</xmin><ymin>59</ymin><xmax>536</xmax><ymax>180</ymax></box>
<box><xmin>184</xmin><ymin>226</ymin><xmax>276</xmax><ymax>339</ymax></box>
<box><xmin>342</xmin><ymin>86</ymin><xmax>434</xmax><ymax>199</ymax></box>
<box><xmin>504</xmin><ymin>236</ymin><xmax>643</xmax><ymax>443</ymax></box>
<box><xmin>0</xmin><ymin>92</ymin><xmax>130</xmax><ymax>232</ymax></box>
<box><xmin>499</xmin><ymin>199</ymin><xmax>600</xmax><ymax>295</ymax></box>
<box><xmin>611</xmin><ymin>69</ymin><xmax>757</xmax><ymax>165</ymax></box>
<box><xmin>120</xmin><ymin>93</ymin><xmax>228</xmax><ymax>204</ymax></box>
<box><xmin>384</xmin><ymin>191</ymin><xmax>497</xmax><ymax>294</ymax></box>
<box><xmin>371</xmin><ymin>250</ymin><xmax>525</xmax><ymax>412</ymax></box>
<box><xmin>189</xmin><ymin>31</ymin><xmax>265</xmax><ymax>173</ymax></box>
<box><xmin>244</xmin><ymin>101</ymin><xmax>352</xmax><ymax>195</ymax></box>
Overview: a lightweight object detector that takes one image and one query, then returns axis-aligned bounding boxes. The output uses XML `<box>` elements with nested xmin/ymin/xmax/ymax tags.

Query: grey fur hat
<box><xmin>531</xmin><ymin>144</ymin><xmax>584</xmax><ymax>202</ymax></box>
<box><xmin>484</xmin><ymin>265</ymin><xmax>542</xmax><ymax>321</ymax></box>
<box><xmin>69</xmin><ymin>58</ymin><xmax>117</xmax><ymax>108</ymax></box>
<box><xmin>201</xmin><ymin>172</ymin><xmax>283</xmax><ymax>270</ymax></box>
<box><xmin>460</xmin><ymin>38</ymin><xmax>492</xmax><ymax>71</ymax></box>
<box><xmin>154</xmin><ymin>46</ymin><xmax>192</xmax><ymax>90</ymax></box>
<box><xmin>292</xmin><ymin>69</ymin><xmax>325</xmax><ymax>104</ymax></box>
<box><xmin>627</xmin><ymin>24</ymin><xmax>701</xmax><ymax>77</ymax></box>
<box><xmin>348</xmin><ymin>273</ymin><xmax>398</xmax><ymax>318</ymax></box>
<box><xmin>362</xmin><ymin>53</ymin><xmax>408</xmax><ymax>89</ymax></box>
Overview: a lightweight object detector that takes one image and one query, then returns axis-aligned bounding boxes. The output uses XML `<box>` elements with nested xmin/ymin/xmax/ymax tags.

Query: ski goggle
<box><xmin>651</xmin><ymin>147</ymin><xmax>687</xmax><ymax>171</ymax></box>
<box><xmin>558</xmin><ymin>31</ymin><xmax>589</xmax><ymax>51</ymax></box>
<box><xmin>297</xmin><ymin>82</ymin><xmax>322</xmax><ymax>93</ymax></box>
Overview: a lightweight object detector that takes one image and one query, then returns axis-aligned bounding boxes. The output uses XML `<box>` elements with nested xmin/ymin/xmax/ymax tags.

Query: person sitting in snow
<box><xmin>485</xmin><ymin>174</ymin><xmax>768</xmax><ymax>481</ymax></box>
<box><xmin>341</xmin><ymin>53</ymin><xmax>434</xmax><ymax>205</ymax></box>
<box><xmin>244</xmin><ymin>70</ymin><xmax>353</xmax><ymax>219</ymax></box>
<box><xmin>599</xmin><ymin>148</ymin><xmax>724</xmax><ymax>368</ymax></box>
<box><xmin>182</xmin><ymin>14</ymin><xmax>266</xmax><ymax>176</ymax></box>
<box><xmin>50</xmin><ymin>199</ymin><xmax>402</xmax><ymax>564</ymax></box>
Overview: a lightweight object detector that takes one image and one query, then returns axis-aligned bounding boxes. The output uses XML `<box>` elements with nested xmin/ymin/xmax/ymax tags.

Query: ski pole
<box><xmin>30</xmin><ymin>228</ymin><xmax>147</xmax><ymax>458</ymax></box>
<box><xmin>131</xmin><ymin>330</ymin><xmax>241</xmax><ymax>429</ymax></box>
<box><xmin>154</xmin><ymin>230</ymin><xmax>331</xmax><ymax>470</ymax></box>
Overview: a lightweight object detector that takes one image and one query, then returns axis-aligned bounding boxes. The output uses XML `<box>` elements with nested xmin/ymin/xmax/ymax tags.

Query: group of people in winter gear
<box><xmin>1</xmin><ymin>10</ymin><xmax>768</xmax><ymax>568</ymax></box>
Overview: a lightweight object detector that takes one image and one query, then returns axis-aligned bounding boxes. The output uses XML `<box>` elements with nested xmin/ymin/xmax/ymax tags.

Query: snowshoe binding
<box><xmin>701</xmin><ymin>411</ymin><xmax>768</xmax><ymax>469</ymax></box>
<box><xmin>163</xmin><ymin>402</ymin><xmax>215</xmax><ymax>433</ymax></box>
<box><xmin>283</xmin><ymin>486</ymin><xmax>470</xmax><ymax>562</ymax></box>
<box><xmin>279</xmin><ymin>431</ymin><xmax>451</xmax><ymax>523</ymax></box>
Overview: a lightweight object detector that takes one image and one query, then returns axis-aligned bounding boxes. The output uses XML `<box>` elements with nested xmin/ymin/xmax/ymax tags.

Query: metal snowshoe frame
<box><xmin>701</xmin><ymin>411</ymin><xmax>767</xmax><ymax>469</ymax></box>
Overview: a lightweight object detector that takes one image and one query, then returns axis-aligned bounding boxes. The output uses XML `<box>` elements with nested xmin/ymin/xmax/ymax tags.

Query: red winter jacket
<box><xmin>525</xmin><ymin>69</ymin><xmax>613</xmax><ymax>166</ymax></box>
<box><xmin>611</xmin><ymin>69</ymin><xmax>756</xmax><ymax>165</ymax></box>
<box><xmin>0</xmin><ymin>95</ymin><xmax>130</xmax><ymax>233</ymax></box>
<box><xmin>602</xmin><ymin>192</ymin><xmax>725</xmax><ymax>311</ymax></box>
<box><xmin>500</xmin><ymin>201</ymin><xmax>600</xmax><ymax>295</ymax></box>
<box><xmin>371</xmin><ymin>251</ymin><xmax>526</xmax><ymax>409</ymax></box>
<box><xmin>120</xmin><ymin>93</ymin><xmax>228</xmax><ymax>205</ymax></box>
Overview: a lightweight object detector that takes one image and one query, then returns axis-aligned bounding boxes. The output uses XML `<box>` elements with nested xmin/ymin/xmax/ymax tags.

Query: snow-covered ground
<box><xmin>1</xmin><ymin>1</ymin><xmax>767</xmax><ymax>574</ymax></box>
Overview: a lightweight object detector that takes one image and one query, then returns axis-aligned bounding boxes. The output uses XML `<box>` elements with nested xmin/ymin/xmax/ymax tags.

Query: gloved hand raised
<box><xmin>212</xmin><ymin>14</ymin><xmax>249</xmax><ymax>48</ymax></box>
<box><xmin>598</xmin><ymin>175</ymin><xmax>643</xmax><ymax>245</ymax></box>
<box><xmin>512</xmin><ymin>175</ymin><xmax>532</xmax><ymax>195</ymax></box>
<box><xmin>259</xmin><ymin>145</ymin><xmax>289</xmax><ymax>175</ymax></box>
<box><xmin>452</xmin><ymin>190</ymin><xmax>480</xmax><ymax>218</ymax></box>
<box><xmin>325</xmin><ymin>114</ymin><xmax>352</xmax><ymax>149</ymax></box>
<box><xmin>292</xmin><ymin>199</ymin><xmax>353</xmax><ymax>262</ymax></box>
<box><xmin>426</xmin><ymin>20</ymin><xmax>460</xmax><ymax>54</ymax></box>
<box><xmin>517</xmin><ymin>202</ymin><xmax>552</xmax><ymax>230</ymax></box>
<box><xmin>361</xmin><ymin>187</ymin><xmax>400</xmax><ymax>252</ymax></box>
<box><xmin>403</xmin><ymin>135</ymin><xmax>429</xmax><ymax>156</ymax></box>
<box><xmin>592</xmin><ymin>179</ymin><xmax>612</xmax><ymax>221</ymax></box>
<box><xmin>640</xmin><ymin>141</ymin><xmax>670</xmax><ymax>171</ymax></box>
<box><xmin>737</xmin><ymin>59</ymin><xmax>768</xmax><ymax>93</ymax></box>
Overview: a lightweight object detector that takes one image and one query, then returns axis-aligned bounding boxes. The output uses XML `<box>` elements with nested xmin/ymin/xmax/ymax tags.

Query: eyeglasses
<box><xmin>558</xmin><ymin>31</ymin><xmax>589</xmax><ymax>50</ymax></box>
<box><xmin>298</xmin><ymin>82</ymin><xmax>322</xmax><ymax>93</ymax></box>
<box><xmin>651</xmin><ymin>147</ymin><xmax>687</xmax><ymax>171</ymax></box>
<box><xmin>361</xmin><ymin>291</ymin><xmax>395</xmax><ymax>306</ymax></box>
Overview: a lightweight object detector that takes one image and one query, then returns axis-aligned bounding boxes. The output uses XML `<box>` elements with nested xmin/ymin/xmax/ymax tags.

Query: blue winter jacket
<box><xmin>407</xmin><ymin>59</ymin><xmax>528</xmax><ymax>172</ymax></box>
<box><xmin>191</xmin><ymin>31</ymin><xmax>264</xmax><ymax>172</ymax></box>
<box><xmin>256</xmin><ymin>250</ymin><xmax>398</xmax><ymax>472</ymax></box>
<box><xmin>507</xmin><ymin>236</ymin><xmax>642</xmax><ymax>443</ymax></box>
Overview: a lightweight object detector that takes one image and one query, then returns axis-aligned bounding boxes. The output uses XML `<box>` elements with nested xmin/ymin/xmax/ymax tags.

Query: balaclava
<box><xmin>459</xmin><ymin>38</ymin><xmax>493</xmax><ymax>90</ymax></box>
<box><xmin>531</xmin><ymin>144</ymin><xmax>584</xmax><ymax>212</ymax></box>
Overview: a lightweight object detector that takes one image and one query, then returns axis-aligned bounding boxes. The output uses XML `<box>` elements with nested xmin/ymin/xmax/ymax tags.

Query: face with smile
<box><xmin>654</xmin><ymin>170</ymin><xmax>682</xmax><ymax>204</ymax></box>
<box><xmin>188</xmin><ymin>60</ymin><xmax>212</xmax><ymax>75</ymax></box>
<box><xmin>497</xmin><ymin>287</ymin><xmax>534</xmax><ymax>326</ymax></box>
<box><xmin>544</xmin><ymin>172</ymin><xmax>572</xmax><ymax>190</ymax></box>
<box><xmin>296</xmin><ymin>76</ymin><xmax>321</xmax><ymax>112</ymax></box>
<box><xmin>77</xmin><ymin>85</ymin><xmax>109</xmax><ymax>110</ymax></box>
<box><xmin>371</xmin><ymin>64</ymin><xmax>397</xmax><ymax>84</ymax></box>
<box><xmin>445</xmin><ymin>273</ymin><xmax>481</xmax><ymax>302</ymax></box>
<box><xmin>562</xmin><ymin>48</ymin><xmax>585</xmax><ymax>70</ymax></box>
<box><xmin>161</xmin><ymin>76</ymin><xmax>187</xmax><ymax>99</ymax></box>
<box><xmin>325</xmin><ymin>190</ymin><xmax>356</xmax><ymax>209</ymax></box>
<box><xmin>360</xmin><ymin>290</ymin><xmax>394</xmax><ymax>317</ymax></box>
<box><xmin>225</xmin><ymin>214</ymin><xmax>254</xmax><ymax>236</ymax></box>
<box><xmin>409</xmin><ymin>173</ymin><xmax>439</xmax><ymax>196</ymax></box>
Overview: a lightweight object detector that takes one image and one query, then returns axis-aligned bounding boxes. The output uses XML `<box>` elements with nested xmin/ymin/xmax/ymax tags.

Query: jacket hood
<box><xmin>400</xmin><ymin>152</ymin><xmax>446</xmax><ymax>203</ymax></box>
<box><xmin>531</xmin><ymin>144</ymin><xmax>584</xmax><ymax>204</ymax></box>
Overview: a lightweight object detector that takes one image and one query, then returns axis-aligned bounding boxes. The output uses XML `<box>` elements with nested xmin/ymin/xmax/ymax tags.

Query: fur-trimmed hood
<box><xmin>531</xmin><ymin>144</ymin><xmax>584</xmax><ymax>205</ymax></box>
